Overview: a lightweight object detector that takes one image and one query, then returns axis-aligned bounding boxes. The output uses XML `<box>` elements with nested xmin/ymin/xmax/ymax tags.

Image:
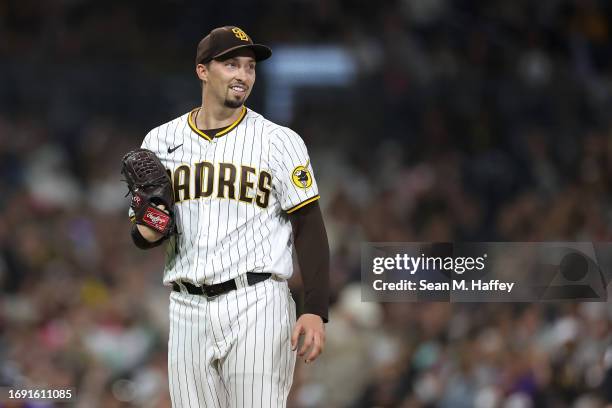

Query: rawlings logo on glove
<box><xmin>122</xmin><ymin>148</ymin><xmax>176</xmax><ymax>239</ymax></box>
<box><xmin>143</xmin><ymin>207</ymin><xmax>171</xmax><ymax>232</ymax></box>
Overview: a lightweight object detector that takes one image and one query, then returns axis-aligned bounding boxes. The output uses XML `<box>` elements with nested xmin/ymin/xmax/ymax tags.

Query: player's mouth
<box><xmin>229</xmin><ymin>84</ymin><xmax>248</xmax><ymax>95</ymax></box>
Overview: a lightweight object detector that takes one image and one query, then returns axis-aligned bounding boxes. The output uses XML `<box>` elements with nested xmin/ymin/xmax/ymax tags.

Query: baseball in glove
<box><xmin>121</xmin><ymin>148</ymin><xmax>175</xmax><ymax>238</ymax></box>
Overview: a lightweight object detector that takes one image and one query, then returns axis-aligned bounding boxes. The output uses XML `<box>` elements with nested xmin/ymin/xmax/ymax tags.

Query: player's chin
<box><xmin>224</xmin><ymin>95</ymin><xmax>247</xmax><ymax>109</ymax></box>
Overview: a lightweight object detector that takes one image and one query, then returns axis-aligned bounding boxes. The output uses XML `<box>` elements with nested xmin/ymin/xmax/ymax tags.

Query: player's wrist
<box><xmin>300</xmin><ymin>312</ymin><xmax>327</xmax><ymax>324</ymax></box>
<box><xmin>136</xmin><ymin>223</ymin><xmax>165</xmax><ymax>242</ymax></box>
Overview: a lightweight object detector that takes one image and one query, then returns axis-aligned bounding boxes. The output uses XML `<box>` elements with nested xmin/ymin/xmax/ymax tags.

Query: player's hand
<box><xmin>291</xmin><ymin>313</ymin><xmax>325</xmax><ymax>363</ymax></box>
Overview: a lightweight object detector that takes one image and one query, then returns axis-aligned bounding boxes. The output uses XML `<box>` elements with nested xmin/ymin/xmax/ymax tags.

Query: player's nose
<box><xmin>235</xmin><ymin>66</ymin><xmax>253</xmax><ymax>81</ymax></box>
<box><xmin>234</xmin><ymin>68</ymin><xmax>248</xmax><ymax>81</ymax></box>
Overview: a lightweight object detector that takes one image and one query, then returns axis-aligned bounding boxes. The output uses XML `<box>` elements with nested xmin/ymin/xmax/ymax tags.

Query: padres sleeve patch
<box><xmin>291</xmin><ymin>163</ymin><xmax>312</xmax><ymax>189</ymax></box>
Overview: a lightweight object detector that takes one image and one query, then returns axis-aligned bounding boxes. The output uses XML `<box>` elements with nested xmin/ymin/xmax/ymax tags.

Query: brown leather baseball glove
<box><xmin>121</xmin><ymin>148</ymin><xmax>175</xmax><ymax>238</ymax></box>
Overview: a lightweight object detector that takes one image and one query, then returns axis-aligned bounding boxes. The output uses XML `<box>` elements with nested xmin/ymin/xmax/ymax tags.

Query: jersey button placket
<box><xmin>197</xmin><ymin>139</ymin><xmax>212</xmax><ymax>275</ymax></box>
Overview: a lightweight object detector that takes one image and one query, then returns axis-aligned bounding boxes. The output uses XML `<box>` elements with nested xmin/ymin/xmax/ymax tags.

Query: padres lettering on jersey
<box><xmin>170</xmin><ymin>161</ymin><xmax>272</xmax><ymax>208</ymax></box>
<box><xmin>139</xmin><ymin>107</ymin><xmax>319</xmax><ymax>286</ymax></box>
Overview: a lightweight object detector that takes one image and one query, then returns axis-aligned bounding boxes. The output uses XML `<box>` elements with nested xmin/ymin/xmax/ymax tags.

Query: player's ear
<box><xmin>196</xmin><ymin>63</ymin><xmax>208</xmax><ymax>84</ymax></box>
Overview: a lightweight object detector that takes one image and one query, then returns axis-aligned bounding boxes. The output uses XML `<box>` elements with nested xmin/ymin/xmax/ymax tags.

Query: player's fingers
<box><xmin>298</xmin><ymin>329</ymin><xmax>314</xmax><ymax>357</ymax></box>
<box><xmin>305</xmin><ymin>333</ymin><xmax>323</xmax><ymax>363</ymax></box>
<box><xmin>291</xmin><ymin>323</ymin><xmax>303</xmax><ymax>351</ymax></box>
<box><xmin>155</xmin><ymin>204</ymin><xmax>170</xmax><ymax>214</ymax></box>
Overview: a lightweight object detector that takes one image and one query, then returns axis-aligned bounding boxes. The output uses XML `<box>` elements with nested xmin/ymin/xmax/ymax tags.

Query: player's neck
<box><xmin>196</xmin><ymin>103</ymin><xmax>243</xmax><ymax>130</ymax></box>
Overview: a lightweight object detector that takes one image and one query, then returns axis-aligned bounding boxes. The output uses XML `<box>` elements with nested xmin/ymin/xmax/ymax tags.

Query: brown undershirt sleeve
<box><xmin>289</xmin><ymin>201</ymin><xmax>330</xmax><ymax>323</ymax></box>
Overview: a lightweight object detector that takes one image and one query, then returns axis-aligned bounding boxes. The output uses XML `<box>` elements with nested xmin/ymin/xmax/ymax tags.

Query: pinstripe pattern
<box><xmin>139</xmin><ymin>109</ymin><xmax>319</xmax><ymax>286</ymax></box>
<box><xmin>137</xmin><ymin>108</ymin><xmax>312</xmax><ymax>407</ymax></box>
<box><xmin>168</xmin><ymin>278</ymin><xmax>296</xmax><ymax>408</ymax></box>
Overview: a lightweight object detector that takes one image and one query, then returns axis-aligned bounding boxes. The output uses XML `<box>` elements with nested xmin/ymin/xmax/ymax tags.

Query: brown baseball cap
<box><xmin>196</xmin><ymin>26</ymin><xmax>272</xmax><ymax>65</ymax></box>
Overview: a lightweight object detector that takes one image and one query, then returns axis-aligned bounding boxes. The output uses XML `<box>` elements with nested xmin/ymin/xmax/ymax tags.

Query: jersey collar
<box><xmin>187</xmin><ymin>106</ymin><xmax>247</xmax><ymax>141</ymax></box>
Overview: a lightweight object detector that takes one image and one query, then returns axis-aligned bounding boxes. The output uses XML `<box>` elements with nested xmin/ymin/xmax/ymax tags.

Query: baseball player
<box><xmin>125</xmin><ymin>26</ymin><xmax>330</xmax><ymax>408</ymax></box>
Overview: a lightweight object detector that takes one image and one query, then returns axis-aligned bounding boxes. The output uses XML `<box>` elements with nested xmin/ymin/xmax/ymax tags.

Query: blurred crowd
<box><xmin>1</xmin><ymin>0</ymin><xmax>612</xmax><ymax>407</ymax></box>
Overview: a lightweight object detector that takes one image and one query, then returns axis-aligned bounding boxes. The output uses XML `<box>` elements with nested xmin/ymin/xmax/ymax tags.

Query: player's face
<box><xmin>206</xmin><ymin>50</ymin><xmax>256</xmax><ymax>109</ymax></box>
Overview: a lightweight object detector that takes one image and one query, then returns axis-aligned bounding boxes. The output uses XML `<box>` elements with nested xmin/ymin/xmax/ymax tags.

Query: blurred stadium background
<box><xmin>1</xmin><ymin>0</ymin><xmax>612</xmax><ymax>407</ymax></box>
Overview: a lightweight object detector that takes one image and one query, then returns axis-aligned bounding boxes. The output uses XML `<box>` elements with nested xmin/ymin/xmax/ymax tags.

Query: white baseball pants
<box><xmin>168</xmin><ymin>277</ymin><xmax>296</xmax><ymax>408</ymax></box>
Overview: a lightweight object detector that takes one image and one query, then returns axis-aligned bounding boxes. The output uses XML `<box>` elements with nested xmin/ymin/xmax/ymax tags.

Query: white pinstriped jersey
<box><xmin>138</xmin><ymin>106</ymin><xmax>319</xmax><ymax>286</ymax></box>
